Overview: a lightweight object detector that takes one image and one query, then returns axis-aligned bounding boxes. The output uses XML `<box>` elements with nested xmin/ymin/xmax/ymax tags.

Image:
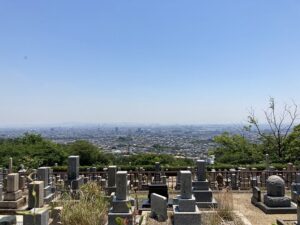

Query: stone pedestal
<box><xmin>23</xmin><ymin>208</ymin><xmax>49</xmax><ymax>225</ymax></box>
<box><xmin>0</xmin><ymin>173</ymin><xmax>26</xmax><ymax>209</ymax></box>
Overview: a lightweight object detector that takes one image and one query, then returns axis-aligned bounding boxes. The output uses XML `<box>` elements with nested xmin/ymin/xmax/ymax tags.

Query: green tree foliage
<box><xmin>67</xmin><ymin>140</ymin><xmax>111</xmax><ymax>165</ymax></box>
<box><xmin>286</xmin><ymin>124</ymin><xmax>300</xmax><ymax>163</ymax></box>
<box><xmin>0</xmin><ymin>133</ymin><xmax>67</xmax><ymax>168</ymax></box>
<box><xmin>0</xmin><ymin>133</ymin><xmax>192</xmax><ymax>169</ymax></box>
<box><xmin>213</xmin><ymin>132</ymin><xmax>263</xmax><ymax>164</ymax></box>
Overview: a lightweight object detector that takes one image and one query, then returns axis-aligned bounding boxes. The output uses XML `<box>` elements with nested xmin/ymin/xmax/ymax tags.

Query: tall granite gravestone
<box><xmin>68</xmin><ymin>155</ymin><xmax>83</xmax><ymax>190</ymax></box>
<box><xmin>106</xmin><ymin>166</ymin><xmax>117</xmax><ymax>195</ymax></box>
<box><xmin>28</xmin><ymin>181</ymin><xmax>44</xmax><ymax>209</ymax></box>
<box><xmin>108</xmin><ymin>171</ymin><xmax>135</xmax><ymax>225</ymax></box>
<box><xmin>8</xmin><ymin>158</ymin><xmax>13</xmax><ymax>174</ymax></box>
<box><xmin>253</xmin><ymin>175</ymin><xmax>297</xmax><ymax>214</ymax></box>
<box><xmin>0</xmin><ymin>173</ymin><xmax>26</xmax><ymax>209</ymax></box>
<box><xmin>150</xmin><ymin>193</ymin><xmax>168</xmax><ymax>222</ymax></box>
<box><xmin>291</xmin><ymin>173</ymin><xmax>300</xmax><ymax>203</ymax></box>
<box><xmin>173</xmin><ymin>171</ymin><xmax>201</xmax><ymax>225</ymax></box>
<box><xmin>192</xmin><ymin>160</ymin><xmax>217</xmax><ymax>208</ymax></box>
<box><xmin>37</xmin><ymin>167</ymin><xmax>55</xmax><ymax>203</ymax></box>
<box><xmin>231</xmin><ymin>174</ymin><xmax>238</xmax><ymax>190</ymax></box>
<box><xmin>142</xmin><ymin>162</ymin><xmax>169</xmax><ymax>208</ymax></box>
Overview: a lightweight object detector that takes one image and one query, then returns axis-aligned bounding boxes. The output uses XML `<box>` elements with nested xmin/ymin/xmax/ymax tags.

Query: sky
<box><xmin>0</xmin><ymin>1</ymin><xmax>300</xmax><ymax>126</ymax></box>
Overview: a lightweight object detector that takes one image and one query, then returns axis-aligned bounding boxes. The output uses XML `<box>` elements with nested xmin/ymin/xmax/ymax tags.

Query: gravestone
<box><xmin>192</xmin><ymin>160</ymin><xmax>217</xmax><ymax>208</ymax></box>
<box><xmin>106</xmin><ymin>166</ymin><xmax>117</xmax><ymax>195</ymax></box>
<box><xmin>28</xmin><ymin>181</ymin><xmax>44</xmax><ymax>209</ymax></box>
<box><xmin>37</xmin><ymin>167</ymin><xmax>55</xmax><ymax>203</ymax></box>
<box><xmin>251</xmin><ymin>186</ymin><xmax>261</xmax><ymax>204</ymax></box>
<box><xmin>108</xmin><ymin>171</ymin><xmax>134</xmax><ymax>225</ymax></box>
<box><xmin>68</xmin><ymin>156</ymin><xmax>83</xmax><ymax>190</ymax></box>
<box><xmin>23</xmin><ymin>208</ymin><xmax>49</xmax><ymax>225</ymax></box>
<box><xmin>8</xmin><ymin>158</ymin><xmax>13</xmax><ymax>174</ymax></box>
<box><xmin>150</xmin><ymin>193</ymin><xmax>168</xmax><ymax>222</ymax></box>
<box><xmin>173</xmin><ymin>171</ymin><xmax>201</xmax><ymax>225</ymax></box>
<box><xmin>175</xmin><ymin>171</ymin><xmax>181</xmax><ymax>190</ymax></box>
<box><xmin>153</xmin><ymin>162</ymin><xmax>161</xmax><ymax>183</ymax></box>
<box><xmin>291</xmin><ymin>173</ymin><xmax>300</xmax><ymax>203</ymax></box>
<box><xmin>0</xmin><ymin>173</ymin><xmax>26</xmax><ymax>209</ymax></box>
<box><xmin>231</xmin><ymin>174</ymin><xmax>238</xmax><ymax>190</ymax></box>
<box><xmin>253</xmin><ymin>175</ymin><xmax>297</xmax><ymax>214</ymax></box>
<box><xmin>143</xmin><ymin>162</ymin><xmax>169</xmax><ymax>208</ymax></box>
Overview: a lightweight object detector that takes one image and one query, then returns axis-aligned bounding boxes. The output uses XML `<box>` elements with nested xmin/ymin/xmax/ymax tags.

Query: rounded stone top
<box><xmin>266</xmin><ymin>175</ymin><xmax>285</xmax><ymax>197</ymax></box>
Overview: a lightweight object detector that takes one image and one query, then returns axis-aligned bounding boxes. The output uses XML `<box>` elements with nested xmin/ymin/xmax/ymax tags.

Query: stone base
<box><xmin>0</xmin><ymin>197</ymin><xmax>26</xmax><ymax>209</ymax></box>
<box><xmin>23</xmin><ymin>208</ymin><xmax>49</xmax><ymax>225</ymax></box>
<box><xmin>3</xmin><ymin>190</ymin><xmax>22</xmax><ymax>201</ymax></box>
<box><xmin>263</xmin><ymin>195</ymin><xmax>291</xmax><ymax>207</ymax></box>
<box><xmin>192</xmin><ymin>180</ymin><xmax>209</xmax><ymax>190</ymax></box>
<box><xmin>196</xmin><ymin>197</ymin><xmax>218</xmax><ymax>209</ymax></box>
<box><xmin>108</xmin><ymin>207</ymin><xmax>134</xmax><ymax>225</ymax></box>
<box><xmin>193</xmin><ymin>188</ymin><xmax>213</xmax><ymax>202</ymax></box>
<box><xmin>173</xmin><ymin>205</ymin><xmax>201</xmax><ymax>225</ymax></box>
<box><xmin>70</xmin><ymin>177</ymin><xmax>84</xmax><ymax>190</ymax></box>
<box><xmin>254</xmin><ymin>201</ymin><xmax>297</xmax><ymax>214</ymax></box>
<box><xmin>111</xmin><ymin>196</ymin><xmax>134</xmax><ymax>213</ymax></box>
<box><xmin>178</xmin><ymin>196</ymin><xmax>196</xmax><ymax>212</ymax></box>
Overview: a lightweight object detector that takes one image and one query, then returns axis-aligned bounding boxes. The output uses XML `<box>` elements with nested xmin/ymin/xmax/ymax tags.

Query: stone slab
<box><xmin>264</xmin><ymin>195</ymin><xmax>291</xmax><ymax>207</ymax></box>
<box><xmin>70</xmin><ymin>177</ymin><xmax>84</xmax><ymax>190</ymax></box>
<box><xmin>0</xmin><ymin>197</ymin><xmax>26</xmax><ymax>209</ymax></box>
<box><xmin>150</xmin><ymin>193</ymin><xmax>167</xmax><ymax>222</ymax></box>
<box><xmin>193</xmin><ymin>189</ymin><xmax>213</xmax><ymax>202</ymax></box>
<box><xmin>192</xmin><ymin>180</ymin><xmax>209</xmax><ymax>190</ymax></box>
<box><xmin>3</xmin><ymin>190</ymin><xmax>22</xmax><ymax>201</ymax></box>
<box><xmin>196</xmin><ymin>198</ymin><xmax>218</xmax><ymax>209</ymax></box>
<box><xmin>68</xmin><ymin>156</ymin><xmax>80</xmax><ymax>180</ymax></box>
<box><xmin>173</xmin><ymin>205</ymin><xmax>201</xmax><ymax>225</ymax></box>
<box><xmin>108</xmin><ymin>207</ymin><xmax>134</xmax><ymax>225</ymax></box>
<box><xmin>180</xmin><ymin>171</ymin><xmax>192</xmax><ymax>199</ymax></box>
<box><xmin>111</xmin><ymin>196</ymin><xmax>131</xmax><ymax>213</ymax></box>
<box><xmin>108</xmin><ymin>166</ymin><xmax>117</xmax><ymax>187</ymax></box>
<box><xmin>178</xmin><ymin>196</ymin><xmax>196</xmax><ymax>212</ymax></box>
<box><xmin>116</xmin><ymin>171</ymin><xmax>127</xmax><ymax>201</ymax></box>
<box><xmin>23</xmin><ymin>208</ymin><xmax>49</xmax><ymax>225</ymax></box>
<box><xmin>6</xmin><ymin>174</ymin><xmax>19</xmax><ymax>193</ymax></box>
<box><xmin>37</xmin><ymin>167</ymin><xmax>49</xmax><ymax>187</ymax></box>
<box><xmin>28</xmin><ymin>181</ymin><xmax>44</xmax><ymax>209</ymax></box>
<box><xmin>255</xmin><ymin>201</ymin><xmax>297</xmax><ymax>214</ymax></box>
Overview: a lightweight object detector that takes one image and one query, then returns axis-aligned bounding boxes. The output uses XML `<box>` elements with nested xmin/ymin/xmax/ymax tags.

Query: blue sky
<box><xmin>0</xmin><ymin>1</ymin><xmax>300</xmax><ymax>126</ymax></box>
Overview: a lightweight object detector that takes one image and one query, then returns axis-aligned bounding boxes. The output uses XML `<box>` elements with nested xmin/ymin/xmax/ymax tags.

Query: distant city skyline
<box><xmin>1</xmin><ymin>1</ymin><xmax>300</xmax><ymax>125</ymax></box>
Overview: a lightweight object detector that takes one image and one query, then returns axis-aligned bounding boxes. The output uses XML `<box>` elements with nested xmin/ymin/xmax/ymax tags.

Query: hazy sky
<box><xmin>1</xmin><ymin>1</ymin><xmax>300</xmax><ymax>126</ymax></box>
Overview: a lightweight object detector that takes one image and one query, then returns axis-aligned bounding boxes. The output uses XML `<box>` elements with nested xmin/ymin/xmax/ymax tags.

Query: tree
<box><xmin>213</xmin><ymin>132</ymin><xmax>262</xmax><ymax>164</ymax></box>
<box><xmin>248</xmin><ymin>98</ymin><xmax>298</xmax><ymax>162</ymax></box>
<box><xmin>286</xmin><ymin>124</ymin><xmax>300</xmax><ymax>162</ymax></box>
